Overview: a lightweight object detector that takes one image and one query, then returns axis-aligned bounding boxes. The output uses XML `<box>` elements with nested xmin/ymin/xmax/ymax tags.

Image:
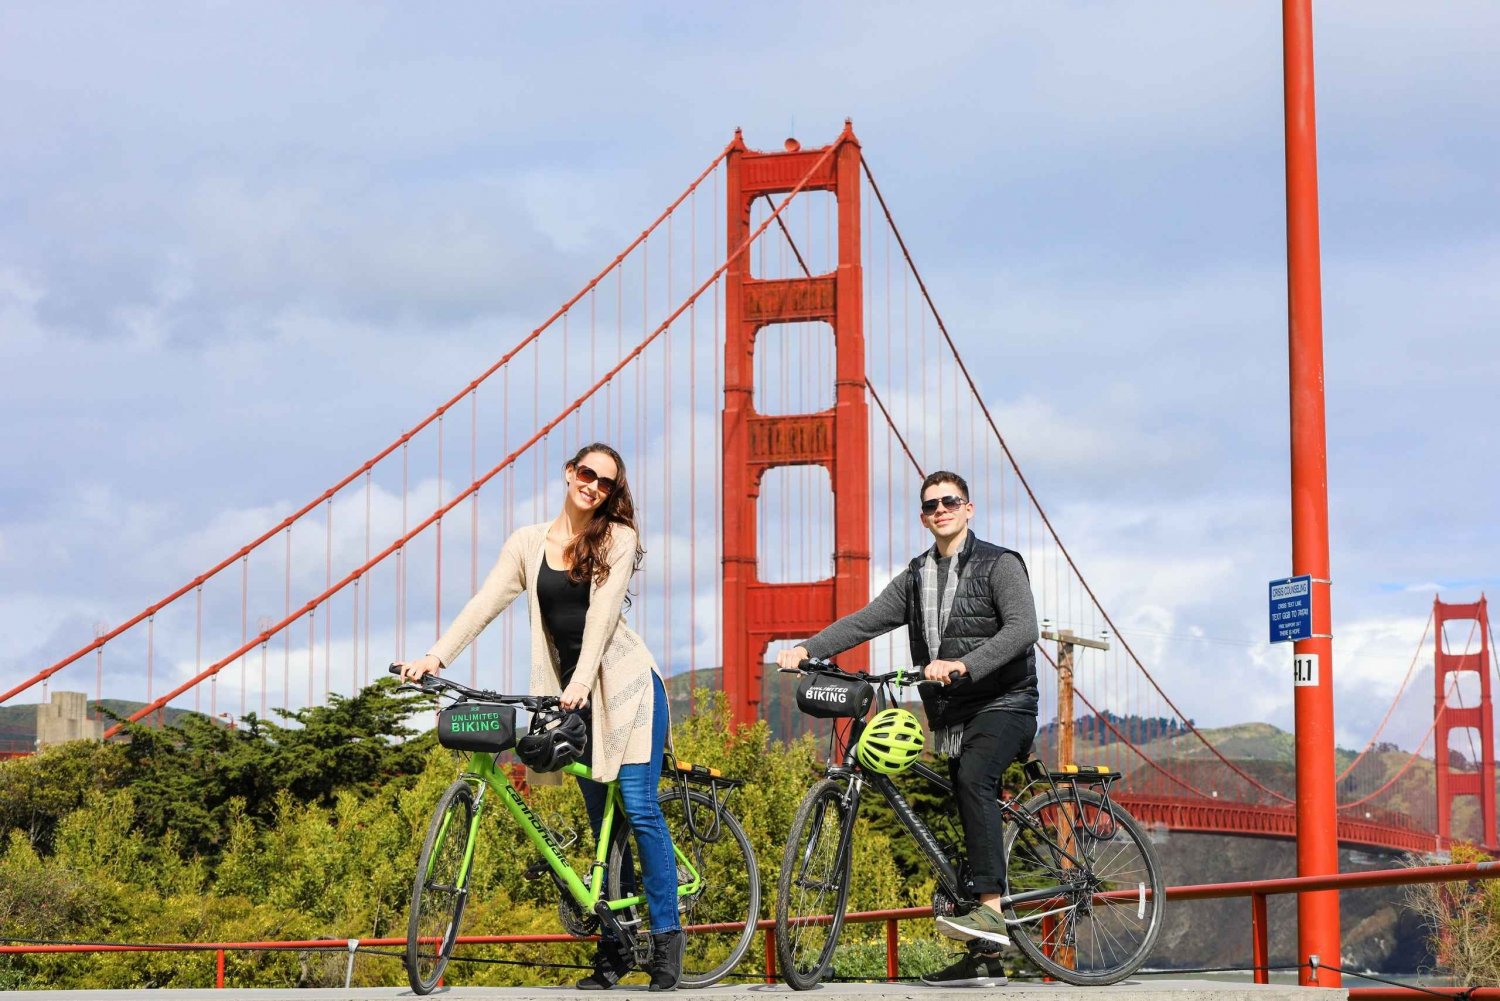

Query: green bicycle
<box><xmin>394</xmin><ymin>666</ymin><xmax>761</xmax><ymax>994</ymax></box>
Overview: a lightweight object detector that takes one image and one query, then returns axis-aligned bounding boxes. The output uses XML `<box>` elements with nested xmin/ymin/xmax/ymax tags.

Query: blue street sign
<box><xmin>1269</xmin><ymin>575</ymin><xmax>1313</xmax><ymax>643</ymax></box>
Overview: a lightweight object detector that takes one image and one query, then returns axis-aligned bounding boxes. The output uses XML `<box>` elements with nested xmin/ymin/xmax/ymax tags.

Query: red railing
<box><xmin>4</xmin><ymin>861</ymin><xmax>1497</xmax><ymax>992</ymax></box>
<box><xmin>1166</xmin><ymin>858</ymin><xmax>1500</xmax><ymax>992</ymax></box>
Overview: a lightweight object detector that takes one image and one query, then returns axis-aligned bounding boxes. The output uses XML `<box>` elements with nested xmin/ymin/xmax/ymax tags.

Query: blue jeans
<box><xmin>576</xmin><ymin>672</ymin><xmax>680</xmax><ymax>934</ymax></box>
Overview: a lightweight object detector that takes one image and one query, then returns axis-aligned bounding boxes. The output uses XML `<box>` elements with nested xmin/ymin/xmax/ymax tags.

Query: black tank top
<box><xmin>538</xmin><ymin>558</ymin><xmax>590</xmax><ymax>688</ymax></box>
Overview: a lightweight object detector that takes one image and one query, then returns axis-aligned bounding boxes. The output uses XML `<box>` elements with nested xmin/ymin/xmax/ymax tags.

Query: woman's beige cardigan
<box><xmin>426</xmin><ymin>522</ymin><xmax>661</xmax><ymax>783</ymax></box>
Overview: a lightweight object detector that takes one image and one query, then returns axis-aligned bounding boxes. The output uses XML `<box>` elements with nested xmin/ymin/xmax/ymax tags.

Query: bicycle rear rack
<box><xmin>662</xmin><ymin>754</ymin><xmax>742</xmax><ymax>843</ymax></box>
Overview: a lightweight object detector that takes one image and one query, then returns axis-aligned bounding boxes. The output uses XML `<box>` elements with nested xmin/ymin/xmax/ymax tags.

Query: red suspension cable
<box><xmin>861</xmin><ymin>154</ymin><xmax>1294</xmax><ymax>804</ymax></box>
<box><xmin>101</xmin><ymin>145</ymin><xmax>836</xmax><ymax>738</ymax></box>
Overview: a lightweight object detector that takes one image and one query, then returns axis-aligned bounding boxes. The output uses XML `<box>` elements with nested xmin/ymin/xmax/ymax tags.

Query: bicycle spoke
<box><xmin>1003</xmin><ymin>788</ymin><xmax>1164</xmax><ymax>986</ymax></box>
<box><xmin>407</xmin><ymin>780</ymin><xmax>478</xmax><ymax>994</ymax></box>
<box><xmin>607</xmin><ymin>787</ymin><xmax>760</xmax><ymax>988</ymax></box>
<box><xmin>775</xmin><ymin>779</ymin><xmax>852</xmax><ymax>990</ymax></box>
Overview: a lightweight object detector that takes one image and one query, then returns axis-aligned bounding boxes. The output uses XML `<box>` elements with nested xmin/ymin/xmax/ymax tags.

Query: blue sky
<box><xmin>2</xmin><ymin>3</ymin><xmax>1497</xmax><ymax>752</ymax></box>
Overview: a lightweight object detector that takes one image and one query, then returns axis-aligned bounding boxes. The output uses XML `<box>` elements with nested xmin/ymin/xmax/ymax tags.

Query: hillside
<box><xmin>0</xmin><ymin>699</ymin><xmax>213</xmax><ymax>747</ymax></box>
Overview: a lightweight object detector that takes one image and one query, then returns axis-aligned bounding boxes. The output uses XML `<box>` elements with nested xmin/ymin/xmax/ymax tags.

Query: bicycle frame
<box><xmin>455</xmin><ymin>751</ymin><xmax>703</xmax><ymax>918</ymax></box>
<box><xmin>827</xmin><ymin>712</ymin><xmax>1082</xmax><ymax>920</ymax></box>
<box><xmin>779</xmin><ymin>662</ymin><xmax>1161</xmax><ymax>988</ymax></box>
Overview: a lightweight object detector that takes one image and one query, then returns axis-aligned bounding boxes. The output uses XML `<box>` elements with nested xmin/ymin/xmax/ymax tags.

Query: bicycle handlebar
<box><xmin>387</xmin><ymin>664</ymin><xmax>560</xmax><ymax>711</ymax></box>
<box><xmin>779</xmin><ymin>658</ymin><xmax>968</xmax><ymax>688</ymax></box>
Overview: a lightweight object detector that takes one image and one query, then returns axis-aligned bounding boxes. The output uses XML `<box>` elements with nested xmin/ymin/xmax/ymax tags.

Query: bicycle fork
<box><xmin>431</xmin><ymin>781</ymin><xmax>487</xmax><ymax>905</ymax></box>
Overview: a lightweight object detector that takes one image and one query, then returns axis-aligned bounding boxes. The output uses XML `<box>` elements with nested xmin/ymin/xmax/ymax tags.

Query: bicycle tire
<box><xmin>606</xmin><ymin>786</ymin><xmax>762</xmax><ymax>988</ymax></box>
<box><xmin>774</xmin><ymin>777</ymin><xmax>855</xmax><ymax>991</ymax></box>
<box><xmin>405</xmin><ymin>779</ymin><xmax>480</xmax><ymax>994</ymax></box>
<box><xmin>1002</xmin><ymin>787</ymin><xmax>1164</xmax><ymax>986</ymax></box>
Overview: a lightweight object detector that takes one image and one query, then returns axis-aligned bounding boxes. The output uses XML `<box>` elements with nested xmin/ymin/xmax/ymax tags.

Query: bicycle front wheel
<box><xmin>606</xmin><ymin>786</ymin><xmax>761</xmax><ymax>988</ymax></box>
<box><xmin>1002</xmin><ymin>788</ymin><xmax>1164</xmax><ymax>986</ymax></box>
<box><xmin>775</xmin><ymin>777</ymin><xmax>855</xmax><ymax>991</ymax></box>
<box><xmin>406</xmin><ymin>779</ymin><xmax>480</xmax><ymax>994</ymax></box>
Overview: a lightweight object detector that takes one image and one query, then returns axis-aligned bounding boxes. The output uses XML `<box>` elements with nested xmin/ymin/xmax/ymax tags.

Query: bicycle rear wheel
<box><xmin>775</xmin><ymin>777</ymin><xmax>855</xmax><ymax>991</ymax></box>
<box><xmin>606</xmin><ymin>786</ymin><xmax>762</xmax><ymax>987</ymax></box>
<box><xmin>406</xmin><ymin>779</ymin><xmax>480</xmax><ymax>994</ymax></box>
<box><xmin>1002</xmin><ymin>787</ymin><xmax>1164</xmax><ymax>986</ymax></box>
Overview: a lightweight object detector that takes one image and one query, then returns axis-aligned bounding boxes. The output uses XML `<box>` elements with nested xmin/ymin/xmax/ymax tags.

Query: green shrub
<box><xmin>1408</xmin><ymin>843</ymin><xmax>1500</xmax><ymax>983</ymax></box>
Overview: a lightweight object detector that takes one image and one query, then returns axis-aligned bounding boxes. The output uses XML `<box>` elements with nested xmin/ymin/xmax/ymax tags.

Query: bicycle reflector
<box><xmin>855</xmin><ymin>708</ymin><xmax>925</xmax><ymax>774</ymax></box>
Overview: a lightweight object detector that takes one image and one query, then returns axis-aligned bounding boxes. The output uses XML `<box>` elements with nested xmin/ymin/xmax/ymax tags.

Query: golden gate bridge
<box><xmin>3</xmin><ymin>124</ymin><xmax>1495</xmax><ymax>860</ymax></box>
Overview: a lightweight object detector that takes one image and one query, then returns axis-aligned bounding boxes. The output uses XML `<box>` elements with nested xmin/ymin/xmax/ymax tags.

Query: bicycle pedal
<box><xmin>522</xmin><ymin>858</ymin><xmax>550</xmax><ymax>881</ymax></box>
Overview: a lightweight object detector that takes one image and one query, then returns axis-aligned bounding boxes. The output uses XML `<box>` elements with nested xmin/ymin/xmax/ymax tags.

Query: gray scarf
<box><xmin>921</xmin><ymin>548</ymin><xmax>966</xmax><ymax>757</ymax></box>
<box><xmin>920</xmin><ymin>547</ymin><xmax>960</xmax><ymax>660</ymax></box>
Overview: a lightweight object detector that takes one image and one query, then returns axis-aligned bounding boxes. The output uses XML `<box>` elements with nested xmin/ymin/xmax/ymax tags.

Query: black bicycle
<box><xmin>774</xmin><ymin>659</ymin><xmax>1164</xmax><ymax>988</ymax></box>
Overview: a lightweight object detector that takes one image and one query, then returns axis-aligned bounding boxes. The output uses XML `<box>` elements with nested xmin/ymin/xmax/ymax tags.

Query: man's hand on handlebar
<box><xmin>776</xmin><ymin>645</ymin><xmax>810</xmax><ymax>672</ymax></box>
<box><xmin>394</xmin><ymin>654</ymin><xmax>442</xmax><ymax>683</ymax></box>
<box><xmin>924</xmin><ymin>659</ymin><xmax>968</xmax><ymax>685</ymax></box>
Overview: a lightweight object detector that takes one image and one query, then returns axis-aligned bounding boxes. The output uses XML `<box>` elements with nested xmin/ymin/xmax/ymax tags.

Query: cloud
<box><xmin>3</xmin><ymin>2</ymin><xmax>1497</xmax><ymax>772</ymax></box>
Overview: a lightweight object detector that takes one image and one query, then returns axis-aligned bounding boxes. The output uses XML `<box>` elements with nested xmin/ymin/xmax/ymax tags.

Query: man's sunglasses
<box><xmin>921</xmin><ymin>495</ymin><xmax>967</xmax><ymax>515</ymax></box>
<box><xmin>574</xmin><ymin>463</ymin><xmax>617</xmax><ymax>496</ymax></box>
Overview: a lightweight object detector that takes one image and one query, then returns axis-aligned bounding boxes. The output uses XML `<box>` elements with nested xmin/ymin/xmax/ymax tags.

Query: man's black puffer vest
<box><xmin>906</xmin><ymin>531</ymin><xmax>1035</xmax><ymax>727</ymax></box>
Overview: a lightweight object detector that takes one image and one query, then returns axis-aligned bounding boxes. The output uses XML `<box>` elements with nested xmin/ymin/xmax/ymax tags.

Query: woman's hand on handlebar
<box><xmin>395</xmin><ymin>654</ymin><xmax>442</xmax><ymax>683</ymax></box>
<box><xmin>776</xmin><ymin>645</ymin><xmax>810</xmax><ymax>672</ymax></box>
<box><xmin>560</xmin><ymin>681</ymin><xmax>590</xmax><ymax>711</ymax></box>
<box><xmin>924</xmin><ymin>659</ymin><xmax>968</xmax><ymax>685</ymax></box>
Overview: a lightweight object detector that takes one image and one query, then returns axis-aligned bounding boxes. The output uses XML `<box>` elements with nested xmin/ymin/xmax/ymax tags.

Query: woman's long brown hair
<box><xmin>563</xmin><ymin>442</ymin><xmax>645</xmax><ymax>588</ymax></box>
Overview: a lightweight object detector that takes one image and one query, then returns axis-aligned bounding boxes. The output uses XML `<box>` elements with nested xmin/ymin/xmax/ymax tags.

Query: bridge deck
<box><xmin>0</xmin><ymin>980</ymin><xmax>1345</xmax><ymax>1001</ymax></box>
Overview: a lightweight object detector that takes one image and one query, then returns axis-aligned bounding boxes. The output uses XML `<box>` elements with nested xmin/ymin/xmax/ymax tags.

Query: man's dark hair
<box><xmin>920</xmin><ymin>470</ymin><xmax>970</xmax><ymax>501</ymax></box>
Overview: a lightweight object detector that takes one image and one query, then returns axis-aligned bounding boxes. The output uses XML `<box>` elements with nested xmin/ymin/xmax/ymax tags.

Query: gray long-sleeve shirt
<box><xmin>801</xmin><ymin>550</ymin><xmax>1039</xmax><ymax>684</ymax></box>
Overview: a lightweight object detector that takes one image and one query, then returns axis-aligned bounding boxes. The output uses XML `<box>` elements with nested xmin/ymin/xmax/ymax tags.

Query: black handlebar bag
<box><xmin>795</xmin><ymin>674</ymin><xmax>875</xmax><ymax>719</ymax></box>
<box><xmin>437</xmin><ymin>702</ymin><xmax>518</xmax><ymax>752</ymax></box>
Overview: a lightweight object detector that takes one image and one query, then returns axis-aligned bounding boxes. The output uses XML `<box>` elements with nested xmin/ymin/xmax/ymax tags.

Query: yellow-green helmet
<box><xmin>856</xmin><ymin>708</ymin><xmax>925</xmax><ymax>774</ymax></box>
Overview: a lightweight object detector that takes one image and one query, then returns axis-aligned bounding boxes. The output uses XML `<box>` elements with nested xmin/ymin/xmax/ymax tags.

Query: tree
<box><xmin>109</xmin><ymin>678</ymin><xmax>434</xmax><ymax>857</ymax></box>
<box><xmin>1407</xmin><ymin>844</ymin><xmax>1500</xmax><ymax>983</ymax></box>
<box><xmin>0</xmin><ymin>739</ymin><xmax>123</xmax><ymax>852</ymax></box>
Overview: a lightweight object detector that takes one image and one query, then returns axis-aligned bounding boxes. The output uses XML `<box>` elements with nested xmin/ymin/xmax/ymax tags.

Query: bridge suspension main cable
<box><xmin>4</xmin><ymin>145</ymin><xmax>739</xmax><ymax>714</ymax></box>
<box><xmin>96</xmin><ymin>142</ymin><xmax>838</xmax><ymax>738</ymax></box>
<box><xmin>860</xmin><ymin>153</ymin><xmax>1295</xmax><ymax>806</ymax></box>
<box><xmin>1333</xmin><ymin>607</ymin><xmax>1433</xmax><ymax>784</ymax></box>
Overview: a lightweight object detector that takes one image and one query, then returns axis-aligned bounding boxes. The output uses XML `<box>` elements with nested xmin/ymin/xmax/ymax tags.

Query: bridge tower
<box><xmin>721</xmin><ymin>124</ymin><xmax>869</xmax><ymax>727</ymax></box>
<box><xmin>1434</xmin><ymin>595</ymin><xmax>1497</xmax><ymax>847</ymax></box>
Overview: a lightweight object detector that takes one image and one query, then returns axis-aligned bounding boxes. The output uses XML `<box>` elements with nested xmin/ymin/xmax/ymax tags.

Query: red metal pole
<box><xmin>1251</xmin><ymin>892</ymin><xmax>1269</xmax><ymax>984</ymax></box>
<box><xmin>885</xmin><ymin>917</ymin><xmax>898</xmax><ymax>979</ymax></box>
<box><xmin>764</xmin><ymin>928</ymin><xmax>777</xmax><ymax>985</ymax></box>
<box><xmin>1283</xmin><ymin>0</ymin><xmax>1341</xmax><ymax>986</ymax></box>
<box><xmin>721</xmin><ymin>130</ymin><xmax>753</xmax><ymax>727</ymax></box>
<box><xmin>215</xmin><ymin>948</ymin><xmax>225</xmax><ymax>988</ymax></box>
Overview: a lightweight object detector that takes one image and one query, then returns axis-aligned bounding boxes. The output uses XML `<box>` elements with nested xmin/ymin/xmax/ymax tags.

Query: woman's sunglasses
<box><xmin>574</xmin><ymin>463</ymin><xmax>617</xmax><ymax>496</ymax></box>
<box><xmin>920</xmin><ymin>494</ymin><xmax>967</xmax><ymax>515</ymax></box>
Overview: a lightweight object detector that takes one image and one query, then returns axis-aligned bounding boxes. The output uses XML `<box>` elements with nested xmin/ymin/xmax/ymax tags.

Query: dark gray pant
<box><xmin>946</xmin><ymin>709</ymin><xmax>1038</xmax><ymax>895</ymax></box>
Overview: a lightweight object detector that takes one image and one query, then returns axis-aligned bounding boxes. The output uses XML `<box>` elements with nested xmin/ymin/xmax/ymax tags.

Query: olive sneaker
<box><xmin>937</xmin><ymin>906</ymin><xmax>1012</xmax><ymax>948</ymax></box>
<box><xmin>919</xmin><ymin>949</ymin><xmax>1008</xmax><ymax>987</ymax></box>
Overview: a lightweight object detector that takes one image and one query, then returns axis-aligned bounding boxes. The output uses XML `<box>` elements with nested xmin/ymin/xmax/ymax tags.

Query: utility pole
<box><xmin>1041</xmin><ymin>625</ymin><xmax>1111</xmax><ymax>767</ymax></box>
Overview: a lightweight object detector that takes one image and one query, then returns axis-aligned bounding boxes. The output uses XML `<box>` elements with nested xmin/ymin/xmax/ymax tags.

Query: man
<box><xmin>777</xmin><ymin>470</ymin><xmax>1039</xmax><ymax>988</ymax></box>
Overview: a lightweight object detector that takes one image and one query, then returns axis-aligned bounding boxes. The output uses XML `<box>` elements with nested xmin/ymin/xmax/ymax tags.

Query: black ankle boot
<box><xmin>576</xmin><ymin>937</ymin><xmax>633</xmax><ymax>990</ymax></box>
<box><xmin>647</xmin><ymin>930</ymin><xmax>684</xmax><ymax>992</ymax></box>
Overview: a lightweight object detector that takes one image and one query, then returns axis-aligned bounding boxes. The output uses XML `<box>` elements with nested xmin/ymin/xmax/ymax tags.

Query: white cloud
<box><xmin>2</xmin><ymin>3</ymin><xmax>1497</xmax><ymax>774</ymax></box>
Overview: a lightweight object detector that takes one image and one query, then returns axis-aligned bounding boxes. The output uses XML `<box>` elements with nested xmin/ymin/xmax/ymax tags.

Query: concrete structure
<box><xmin>35</xmin><ymin>690</ymin><xmax>103</xmax><ymax>748</ymax></box>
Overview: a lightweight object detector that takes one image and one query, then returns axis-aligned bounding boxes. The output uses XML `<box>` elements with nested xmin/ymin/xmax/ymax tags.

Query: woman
<box><xmin>396</xmin><ymin>442</ymin><xmax>682</xmax><ymax>991</ymax></box>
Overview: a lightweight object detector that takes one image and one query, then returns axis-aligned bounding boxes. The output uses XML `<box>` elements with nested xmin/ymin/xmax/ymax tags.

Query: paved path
<box><xmin>0</xmin><ymin>980</ymin><xmax>1346</xmax><ymax>1001</ymax></box>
